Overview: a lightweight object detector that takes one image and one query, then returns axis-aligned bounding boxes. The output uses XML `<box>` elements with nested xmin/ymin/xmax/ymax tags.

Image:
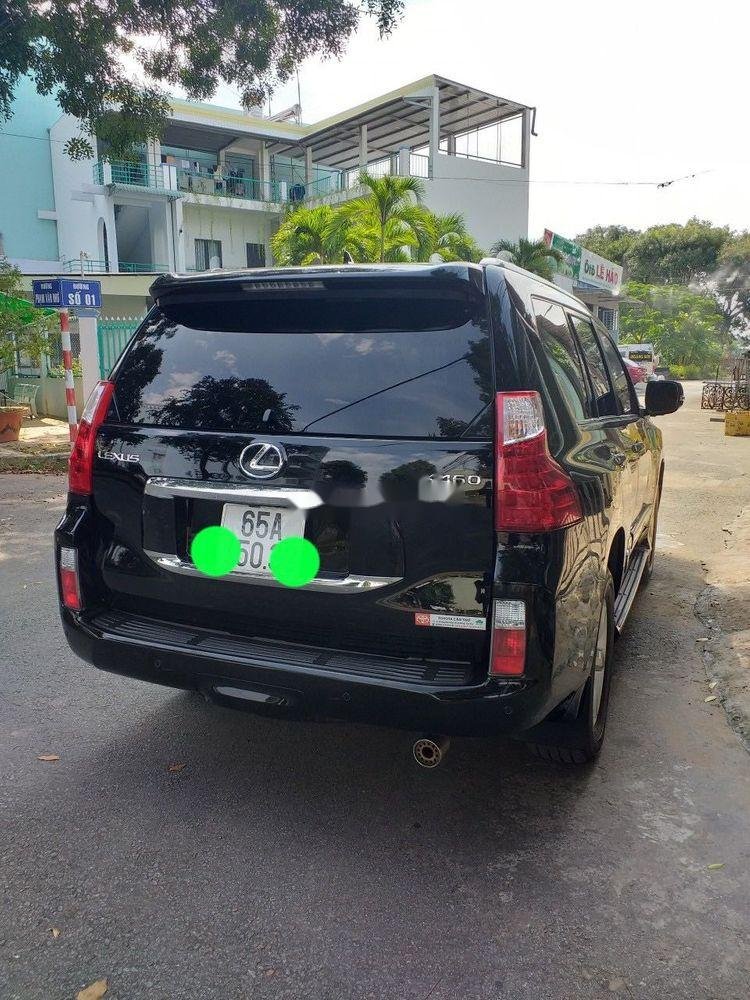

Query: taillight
<box><xmin>490</xmin><ymin>599</ymin><xmax>526</xmax><ymax>675</ymax></box>
<box><xmin>68</xmin><ymin>380</ymin><xmax>114</xmax><ymax>495</ymax></box>
<box><xmin>59</xmin><ymin>546</ymin><xmax>81</xmax><ymax>610</ymax></box>
<box><xmin>494</xmin><ymin>391</ymin><xmax>582</xmax><ymax>532</ymax></box>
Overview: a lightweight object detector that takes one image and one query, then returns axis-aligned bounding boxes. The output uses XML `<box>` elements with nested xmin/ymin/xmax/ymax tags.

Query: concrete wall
<box><xmin>38</xmin><ymin>374</ymin><xmax>84</xmax><ymax>420</ymax></box>
<box><xmin>49</xmin><ymin>115</ymin><xmax>117</xmax><ymax>269</ymax></box>
<box><xmin>0</xmin><ymin>78</ymin><xmax>61</xmax><ymax>268</ymax></box>
<box><xmin>424</xmin><ymin>153</ymin><xmax>529</xmax><ymax>254</ymax></box>
<box><xmin>182</xmin><ymin>204</ymin><xmax>275</xmax><ymax>270</ymax></box>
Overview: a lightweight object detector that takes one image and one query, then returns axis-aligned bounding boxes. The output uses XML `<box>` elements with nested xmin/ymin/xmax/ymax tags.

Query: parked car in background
<box><xmin>623</xmin><ymin>357</ymin><xmax>646</xmax><ymax>384</ymax></box>
<box><xmin>619</xmin><ymin>343</ymin><xmax>658</xmax><ymax>379</ymax></box>
<box><xmin>55</xmin><ymin>261</ymin><xmax>684</xmax><ymax>767</ymax></box>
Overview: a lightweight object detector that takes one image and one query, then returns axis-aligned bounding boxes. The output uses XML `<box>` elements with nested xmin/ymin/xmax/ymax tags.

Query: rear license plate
<box><xmin>220</xmin><ymin>504</ymin><xmax>307</xmax><ymax>577</ymax></box>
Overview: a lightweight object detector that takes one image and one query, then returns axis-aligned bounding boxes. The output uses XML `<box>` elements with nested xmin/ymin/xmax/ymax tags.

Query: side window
<box><xmin>569</xmin><ymin>315</ymin><xmax>618</xmax><ymax>417</ymax></box>
<box><xmin>597</xmin><ymin>327</ymin><xmax>636</xmax><ymax>414</ymax></box>
<box><xmin>532</xmin><ymin>298</ymin><xmax>591</xmax><ymax>421</ymax></box>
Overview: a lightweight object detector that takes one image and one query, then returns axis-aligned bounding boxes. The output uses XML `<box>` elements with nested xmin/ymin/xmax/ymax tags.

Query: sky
<box><xmin>205</xmin><ymin>0</ymin><xmax>750</xmax><ymax>242</ymax></box>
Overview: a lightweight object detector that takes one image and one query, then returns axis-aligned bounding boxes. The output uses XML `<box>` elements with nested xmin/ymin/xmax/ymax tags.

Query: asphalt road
<box><xmin>1</xmin><ymin>383</ymin><xmax>749</xmax><ymax>1000</ymax></box>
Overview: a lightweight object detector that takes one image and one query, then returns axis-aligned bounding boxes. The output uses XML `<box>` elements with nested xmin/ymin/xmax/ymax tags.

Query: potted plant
<box><xmin>0</xmin><ymin>257</ymin><xmax>57</xmax><ymax>443</ymax></box>
<box><xmin>0</xmin><ymin>404</ymin><xmax>27</xmax><ymax>443</ymax></box>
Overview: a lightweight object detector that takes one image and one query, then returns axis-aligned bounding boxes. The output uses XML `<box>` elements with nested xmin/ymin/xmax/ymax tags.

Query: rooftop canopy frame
<box><xmin>265</xmin><ymin>75</ymin><xmax>530</xmax><ymax>173</ymax></box>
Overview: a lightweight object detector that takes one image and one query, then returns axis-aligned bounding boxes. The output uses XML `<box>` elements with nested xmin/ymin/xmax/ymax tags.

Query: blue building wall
<box><xmin>0</xmin><ymin>77</ymin><xmax>61</xmax><ymax>262</ymax></box>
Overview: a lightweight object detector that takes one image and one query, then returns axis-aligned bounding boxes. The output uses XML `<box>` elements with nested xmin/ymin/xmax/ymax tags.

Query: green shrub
<box><xmin>668</xmin><ymin>363</ymin><xmax>716</xmax><ymax>381</ymax></box>
<box><xmin>47</xmin><ymin>358</ymin><xmax>83</xmax><ymax>378</ymax></box>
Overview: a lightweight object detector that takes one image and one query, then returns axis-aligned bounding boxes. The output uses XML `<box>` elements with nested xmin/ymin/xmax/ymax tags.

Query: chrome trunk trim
<box><xmin>144</xmin><ymin>477</ymin><xmax>323</xmax><ymax>510</ymax></box>
<box><xmin>142</xmin><ymin>550</ymin><xmax>400</xmax><ymax>593</ymax></box>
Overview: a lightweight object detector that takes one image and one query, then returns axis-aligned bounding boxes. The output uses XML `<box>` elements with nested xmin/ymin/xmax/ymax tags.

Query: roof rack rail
<box><xmin>480</xmin><ymin>255</ymin><xmax>568</xmax><ymax>295</ymax></box>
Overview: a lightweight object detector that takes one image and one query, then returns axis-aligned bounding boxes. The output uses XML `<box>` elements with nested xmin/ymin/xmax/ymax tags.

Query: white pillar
<box><xmin>304</xmin><ymin>146</ymin><xmax>313</xmax><ymax>188</ymax></box>
<box><xmin>105</xmin><ymin>208</ymin><xmax>119</xmax><ymax>273</ymax></box>
<box><xmin>429</xmin><ymin>86</ymin><xmax>440</xmax><ymax>178</ymax></box>
<box><xmin>398</xmin><ymin>146</ymin><xmax>410</xmax><ymax>176</ymax></box>
<box><xmin>521</xmin><ymin>108</ymin><xmax>532</xmax><ymax>170</ymax></box>
<box><xmin>173</xmin><ymin>199</ymin><xmax>186</xmax><ymax>272</ymax></box>
<box><xmin>146</xmin><ymin>138</ymin><xmax>161</xmax><ymax>169</ymax></box>
<box><xmin>78</xmin><ymin>316</ymin><xmax>100</xmax><ymax>399</ymax></box>
<box><xmin>260</xmin><ymin>142</ymin><xmax>272</xmax><ymax>199</ymax></box>
<box><xmin>359</xmin><ymin>124</ymin><xmax>368</xmax><ymax>173</ymax></box>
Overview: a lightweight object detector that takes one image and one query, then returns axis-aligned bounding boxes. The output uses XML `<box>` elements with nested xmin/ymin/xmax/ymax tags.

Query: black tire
<box><xmin>528</xmin><ymin>573</ymin><xmax>615</xmax><ymax>765</ymax></box>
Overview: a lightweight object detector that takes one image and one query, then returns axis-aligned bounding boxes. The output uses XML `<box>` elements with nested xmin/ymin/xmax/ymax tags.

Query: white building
<box><xmin>4</xmin><ymin>75</ymin><xmax>532</xmax><ymax>301</ymax></box>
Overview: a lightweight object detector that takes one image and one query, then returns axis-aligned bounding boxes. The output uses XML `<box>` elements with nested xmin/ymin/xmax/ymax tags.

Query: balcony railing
<box><xmin>409</xmin><ymin>153</ymin><xmax>430</xmax><ymax>178</ymax></box>
<box><xmin>93</xmin><ymin>160</ymin><xmax>174</xmax><ymax>190</ymax></box>
<box><xmin>94</xmin><ymin>160</ymin><xmax>281</xmax><ymax>202</ymax></box>
<box><xmin>176</xmin><ymin>168</ymin><xmax>281</xmax><ymax>203</ymax></box>
<box><xmin>62</xmin><ymin>259</ymin><xmax>169</xmax><ymax>274</ymax></box>
<box><xmin>93</xmin><ymin>152</ymin><xmax>437</xmax><ymax>208</ymax></box>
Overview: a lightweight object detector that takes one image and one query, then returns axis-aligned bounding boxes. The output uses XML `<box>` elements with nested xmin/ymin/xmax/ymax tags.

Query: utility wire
<box><xmin>0</xmin><ymin>128</ymin><xmax>732</xmax><ymax>189</ymax></box>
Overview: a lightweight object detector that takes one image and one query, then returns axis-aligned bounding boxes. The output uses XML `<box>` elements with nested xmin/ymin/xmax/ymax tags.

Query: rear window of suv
<box><xmin>111</xmin><ymin>287</ymin><xmax>493</xmax><ymax>439</ymax></box>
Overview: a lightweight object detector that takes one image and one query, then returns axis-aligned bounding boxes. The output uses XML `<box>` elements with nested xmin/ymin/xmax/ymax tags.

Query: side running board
<box><xmin>613</xmin><ymin>544</ymin><xmax>650</xmax><ymax>634</ymax></box>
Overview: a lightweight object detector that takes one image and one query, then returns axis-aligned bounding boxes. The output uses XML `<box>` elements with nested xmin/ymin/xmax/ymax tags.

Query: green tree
<box><xmin>270</xmin><ymin>205</ymin><xmax>369</xmax><ymax>266</ymax></box>
<box><xmin>488</xmin><ymin>237</ymin><xmax>564</xmax><ymax>281</ymax></box>
<box><xmin>271</xmin><ymin>177</ymin><xmax>485</xmax><ymax>266</ymax></box>
<box><xmin>574</xmin><ymin>225</ymin><xmax>639</xmax><ymax>265</ymax></box>
<box><xmin>413</xmin><ymin>211</ymin><xmax>483</xmax><ymax>263</ymax></box>
<box><xmin>340</xmin><ymin>172</ymin><xmax>431</xmax><ymax>262</ymax></box>
<box><xmin>0</xmin><ymin>259</ymin><xmax>57</xmax><ymax>380</ymax></box>
<box><xmin>2</xmin><ymin>1</ymin><xmax>403</xmax><ymax>160</ymax></box>
<box><xmin>620</xmin><ymin>282</ymin><xmax>729</xmax><ymax>371</ymax></box>
<box><xmin>623</xmin><ymin>218</ymin><xmax>731</xmax><ymax>285</ymax></box>
<box><xmin>704</xmin><ymin>233</ymin><xmax>750</xmax><ymax>336</ymax></box>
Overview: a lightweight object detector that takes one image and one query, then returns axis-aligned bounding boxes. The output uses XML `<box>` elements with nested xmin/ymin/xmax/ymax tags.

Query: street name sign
<box><xmin>32</xmin><ymin>278</ymin><xmax>102</xmax><ymax>310</ymax></box>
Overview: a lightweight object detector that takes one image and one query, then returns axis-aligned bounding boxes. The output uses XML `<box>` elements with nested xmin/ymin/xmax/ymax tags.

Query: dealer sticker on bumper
<box><xmin>414</xmin><ymin>613</ymin><xmax>486</xmax><ymax>630</ymax></box>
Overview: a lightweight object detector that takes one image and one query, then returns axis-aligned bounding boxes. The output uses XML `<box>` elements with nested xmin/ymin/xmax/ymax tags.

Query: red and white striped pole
<box><xmin>60</xmin><ymin>310</ymin><xmax>78</xmax><ymax>442</ymax></box>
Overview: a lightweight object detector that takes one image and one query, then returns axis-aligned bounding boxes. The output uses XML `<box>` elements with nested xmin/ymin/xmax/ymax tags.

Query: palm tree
<box><xmin>341</xmin><ymin>172</ymin><xmax>432</xmax><ymax>263</ymax></box>
<box><xmin>488</xmin><ymin>237</ymin><xmax>564</xmax><ymax>281</ymax></box>
<box><xmin>413</xmin><ymin>211</ymin><xmax>483</xmax><ymax>263</ymax></box>
<box><xmin>270</xmin><ymin>205</ymin><xmax>366</xmax><ymax>266</ymax></box>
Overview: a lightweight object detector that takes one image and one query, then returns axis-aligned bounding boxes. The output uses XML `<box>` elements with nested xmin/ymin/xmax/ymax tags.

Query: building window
<box><xmin>195</xmin><ymin>239</ymin><xmax>222</xmax><ymax>271</ymax></box>
<box><xmin>598</xmin><ymin>307</ymin><xmax>616</xmax><ymax>333</ymax></box>
<box><xmin>246</xmin><ymin>243</ymin><xmax>266</xmax><ymax>268</ymax></box>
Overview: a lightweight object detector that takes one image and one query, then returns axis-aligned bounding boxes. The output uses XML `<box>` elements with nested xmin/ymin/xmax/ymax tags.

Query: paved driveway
<box><xmin>1</xmin><ymin>383</ymin><xmax>748</xmax><ymax>1000</ymax></box>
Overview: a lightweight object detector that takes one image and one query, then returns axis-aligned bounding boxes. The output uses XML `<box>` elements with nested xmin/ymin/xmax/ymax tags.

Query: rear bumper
<box><xmin>61</xmin><ymin>607</ymin><xmax>553</xmax><ymax>737</ymax></box>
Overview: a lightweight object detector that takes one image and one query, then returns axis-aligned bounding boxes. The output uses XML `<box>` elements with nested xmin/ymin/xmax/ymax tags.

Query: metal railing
<box><xmin>93</xmin><ymin>152</ymin><xmax>435</xmax><ymax>208</ymax></box>
<box><xmin>62</xmin><ymin>259</ymin><xmax>169</xmax><ymax>275</ymax></box>
<box><xmin>97</xmin><ymin>317</ymin><xmax>142</xmax><ymax>378</ymax></box>
<box><xmin>409</xmin><ymin>153</ymin><xmax>430</xmax><ymax>178</ymax></box>
<box><xmin>175</xmin><ymin>168</ymin><xmax>281</xmax><ymax>203</ymax></box>
<box><xmin>93</xmin><ymin>160</ymin><xmax>172</xmax><ymax>190</ymax></box>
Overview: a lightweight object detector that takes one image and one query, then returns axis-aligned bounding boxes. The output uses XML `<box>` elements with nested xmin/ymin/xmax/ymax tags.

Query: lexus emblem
<box><xmin>238</xmin><ymin>442</ymin><xmax>287</xmax><ymax>480</ymax></box>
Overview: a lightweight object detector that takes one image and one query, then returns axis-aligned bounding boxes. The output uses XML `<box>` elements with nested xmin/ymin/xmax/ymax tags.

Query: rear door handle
<box><xmin>611</xmin><ymin>452</ymin><xmax>627</xmax><ymax>467</ymax></box>
<box><xmin>631</xmin><ymin>441</ymin><xmax>646</xmax><ymax>454</ymax></box>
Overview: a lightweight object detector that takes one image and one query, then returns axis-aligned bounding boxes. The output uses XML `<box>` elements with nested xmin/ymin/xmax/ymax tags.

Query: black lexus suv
<box><xmin>55</xmin><ymin>261</ymin><xmax>683</xmax><ymax>765</ymax></box>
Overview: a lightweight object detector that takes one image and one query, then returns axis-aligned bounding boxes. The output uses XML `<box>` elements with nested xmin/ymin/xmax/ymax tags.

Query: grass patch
<box><xmin>0</xmin><ymin>453</ymin><xmax>69</xmax><ymax>473</ymax></box>
<box><xmin>4</xmin><ymin>439</ymin><xmax>71</xmax><ymax>456</ymax></box>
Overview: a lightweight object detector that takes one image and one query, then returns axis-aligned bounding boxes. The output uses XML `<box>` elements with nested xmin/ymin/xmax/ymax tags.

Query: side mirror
<box><xmin>644</xmin><ymin>379</ymin><xmax>684</xmax><ymax>416</ymax></box>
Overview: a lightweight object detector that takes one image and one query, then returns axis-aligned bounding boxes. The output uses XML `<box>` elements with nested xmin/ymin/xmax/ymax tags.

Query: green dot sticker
<box><xmin>269</xmin><ymin>537</ymin><xmax>320</xmax><ymax>588</ymax></box>
<box><xmin>190</xmin><ymin>525</ymin><xmax>241</xmax><ymax>577</ymax></box>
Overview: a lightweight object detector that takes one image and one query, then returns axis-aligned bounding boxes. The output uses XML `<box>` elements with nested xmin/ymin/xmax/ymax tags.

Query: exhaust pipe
<box><xmin>412</xmin><ymin>735</ymin><xmax>450</xmax><ymax>768</ymax></box>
